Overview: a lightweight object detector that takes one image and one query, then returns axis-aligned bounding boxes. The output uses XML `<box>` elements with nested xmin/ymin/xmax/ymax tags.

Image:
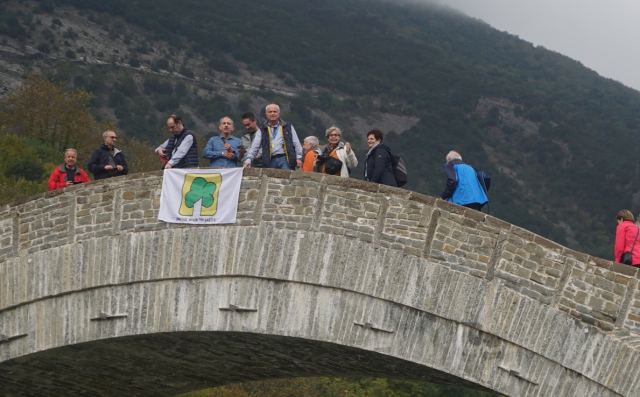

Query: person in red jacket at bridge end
<box><xmin>614</xmin><ymin>209</ymin><xmax>640</xmax><ymax>266</ymax></box>
<box><xmin>47</xmin><ymin>148</ymin><xmax>90</xmax><ymax>191</ymax></box>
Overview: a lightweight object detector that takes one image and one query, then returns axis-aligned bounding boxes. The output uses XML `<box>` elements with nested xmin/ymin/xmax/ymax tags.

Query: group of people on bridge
<box><xmin>45</xmin><ymin>101</ymin><xmax>640</xmax><ymax>269</ymax></box>
<box><xmin>47</xmin><ymin>102</ymin><xmax>490</xmax><ymax>212</ymax></box>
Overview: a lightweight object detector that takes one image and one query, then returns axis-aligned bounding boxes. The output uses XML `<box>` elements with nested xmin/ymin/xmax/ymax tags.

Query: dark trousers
<box><xmin>463</xmin><ymin>203</ymin><xmax>484</xmax><ymax>211</ymax></box>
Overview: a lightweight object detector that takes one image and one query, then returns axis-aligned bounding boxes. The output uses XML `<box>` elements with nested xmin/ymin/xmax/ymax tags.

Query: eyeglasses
<box><xmin>328</xmin><ymin>133</ymin><xmax>340</xmax><ymax>137</ymax></box>
<box><xmin>107</xmin><ymin>136</ymin><xmax>117</xmax><ymax>139</ymax></box>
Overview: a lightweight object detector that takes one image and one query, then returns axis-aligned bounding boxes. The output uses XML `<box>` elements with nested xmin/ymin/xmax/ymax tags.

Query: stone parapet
<box><xmin>1</xmin><ymin>169</ymin><xmax>638</xmax><ymax>334</ymax></box>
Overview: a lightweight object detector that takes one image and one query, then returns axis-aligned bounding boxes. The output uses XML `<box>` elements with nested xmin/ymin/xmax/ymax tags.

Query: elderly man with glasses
<box><xmin>87</xmin><ymin>129</ymin><xmax>128</xmax><ymax>180</ymax></box>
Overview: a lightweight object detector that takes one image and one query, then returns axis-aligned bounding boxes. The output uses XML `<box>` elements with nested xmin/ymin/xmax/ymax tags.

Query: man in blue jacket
<box><xmin>440</xmin><ymin>150</ymin><xmax>488</xmax><ymax>211</ymax></box>
<box><xmin>203</xmin><ymin>116</ymin><xmax>242</xmax><ymax>168</ymax></box>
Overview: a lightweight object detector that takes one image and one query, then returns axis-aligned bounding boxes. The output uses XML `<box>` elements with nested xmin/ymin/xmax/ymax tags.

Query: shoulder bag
<box><xmin>621</xmin><ymin>227</ymin><xmax>640</xmax><ymax>265</ymax></box>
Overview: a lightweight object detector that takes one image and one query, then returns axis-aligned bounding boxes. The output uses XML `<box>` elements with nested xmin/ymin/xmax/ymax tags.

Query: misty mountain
<box><xmin>2</xmin><ymin>0</ymin><xmax>640</xmax><ymax>259</ymax></box>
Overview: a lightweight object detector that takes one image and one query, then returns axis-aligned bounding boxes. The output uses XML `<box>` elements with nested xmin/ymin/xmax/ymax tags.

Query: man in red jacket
<box><xmin>47</xmin><ymin>148</ymin><xmax>90</xmax><ymax>191</ymax></box>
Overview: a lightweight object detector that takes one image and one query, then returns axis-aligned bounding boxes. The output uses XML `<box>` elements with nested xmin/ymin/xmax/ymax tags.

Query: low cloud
<box><xmin>386</xmin><ymin>0</ymin><xmax>640</xmax><ymax>91</ymax></box>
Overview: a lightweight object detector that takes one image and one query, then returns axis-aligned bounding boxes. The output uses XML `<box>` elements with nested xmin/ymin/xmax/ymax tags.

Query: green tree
<box><xmin>0</xmin><ymin>76</ymin><xmax>159</xmax><ymax>203</ymax></box>
<box><xmin>0</xmin><ymin>75</ymin><xmax>96</xmax><ymax>152</ymax></box>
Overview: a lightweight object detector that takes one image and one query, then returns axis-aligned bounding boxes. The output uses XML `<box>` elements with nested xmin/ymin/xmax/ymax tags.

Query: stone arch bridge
<box><xmin>1</xmin><ymin>169</ymin><xmax>639</xmax><ymax>396</ymax></box>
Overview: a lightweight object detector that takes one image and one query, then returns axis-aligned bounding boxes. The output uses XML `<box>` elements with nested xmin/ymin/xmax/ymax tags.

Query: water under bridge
<box><xmin>1</xmin><ymin>169</ymin><xmax>639</xmax><ymax>396</ymax></box>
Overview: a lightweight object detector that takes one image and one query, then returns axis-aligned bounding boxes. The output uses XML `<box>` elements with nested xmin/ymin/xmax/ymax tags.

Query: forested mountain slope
<box><xmin>1</xmin><ymin>0</ymin><xmax>639</xmax><ymax>258</ymax></box>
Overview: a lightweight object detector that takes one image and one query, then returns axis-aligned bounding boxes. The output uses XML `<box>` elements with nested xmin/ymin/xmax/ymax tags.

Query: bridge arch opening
<box><xmin>0</xmin><ymin>331</ymin><xmax>489</xmax><ymax>396</ymax></box>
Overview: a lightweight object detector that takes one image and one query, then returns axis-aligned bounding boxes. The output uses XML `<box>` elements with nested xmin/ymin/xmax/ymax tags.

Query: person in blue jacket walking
<box><xmin>440</xmin><ymin>150</ymin><xmax>488</xmax><ymax>211</ymax></box>
<box><xmin>203</xmin><ymin>116</ymin><xmax>242</xmax><ymax>168</ymax></box>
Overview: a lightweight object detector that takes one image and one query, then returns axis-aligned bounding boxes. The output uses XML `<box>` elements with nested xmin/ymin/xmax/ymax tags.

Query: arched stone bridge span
<box><xmin>1</xmin><ymin>169</ymin><xmax>639</xmax><ymax>396</ymax></box>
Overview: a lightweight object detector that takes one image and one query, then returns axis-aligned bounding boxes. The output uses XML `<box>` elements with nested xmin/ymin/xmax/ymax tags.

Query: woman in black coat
<box><xmin>364</xmin><ymin>129</ymin><xmax>397</xmax><ymax>187</ymax></box>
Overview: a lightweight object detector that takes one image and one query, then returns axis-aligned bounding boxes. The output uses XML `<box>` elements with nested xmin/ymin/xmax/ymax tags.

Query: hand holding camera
<box><xmin>223</xmin><ymin>143</ymin><xmax>235</xmax><ymax>159</ymax></box>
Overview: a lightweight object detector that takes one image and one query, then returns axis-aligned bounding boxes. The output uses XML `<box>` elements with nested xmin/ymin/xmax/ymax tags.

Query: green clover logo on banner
<box><xmin>184</xmin><ymin>177</ymin><xmax>217</xmax><ymax>208</ymax></box>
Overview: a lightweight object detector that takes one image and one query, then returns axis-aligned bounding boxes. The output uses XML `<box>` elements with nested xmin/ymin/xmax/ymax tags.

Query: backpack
<box><xmin>476</xmin><ymin>169</ymin><xmax>491</xmax><ymax>193</ymax></box>
<box><xmin>390</xmin><ymin>153</ymin><xmax>408</xmax><ymax>187</ymax></box>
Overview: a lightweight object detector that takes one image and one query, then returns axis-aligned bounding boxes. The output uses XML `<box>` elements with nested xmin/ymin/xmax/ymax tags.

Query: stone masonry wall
<box><xmin>1</xmin><ymin>169</ymin><xmax>640</xmax><ymax>395</ymax></box>
<box><xmin>1</xmin><ymin>169</ymin><xmax>639</xmax><ymax>337</ymax></box>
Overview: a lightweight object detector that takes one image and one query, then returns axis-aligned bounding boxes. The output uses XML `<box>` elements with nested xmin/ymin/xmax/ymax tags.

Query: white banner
<box><xmin>158</xmin><ymin>168</ymin><xmax>243</xmax><ymax>224</ymax></box>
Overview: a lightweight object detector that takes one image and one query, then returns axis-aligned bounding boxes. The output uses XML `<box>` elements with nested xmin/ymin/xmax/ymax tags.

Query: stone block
<box><xmin>593</xmin><ymin>277</ymin><xmax>615</xmax><ymax>292</ymax></box>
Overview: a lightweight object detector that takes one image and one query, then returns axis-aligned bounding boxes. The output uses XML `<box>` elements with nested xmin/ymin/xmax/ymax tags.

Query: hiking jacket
<box><xmin>302</xmin><ymin>149</ymin><xmax>319</xmax><ymax>172</ymax></box>
<box><xmin>615</xmin><ymin>221</ymin><xmax>640</xmax><ymax>266</ymax></box>
<box><xmin>88</xmin><ymin>144</ymin><xmax>128</xmax><ymax>180</ymax></box>
<box><xmin>364</xmin><ymin>143</ymin><xmax>397</xmax><ymax>187</ymax></box>
<box><xmin>441</xmin><ymin>159</ymin><xmax>488</xmax><ymax>206</ymax></box>
<box><xmin>47</xmin><ymin>165</ymin><xmax>90</xmax><ymax>191</ymax></box>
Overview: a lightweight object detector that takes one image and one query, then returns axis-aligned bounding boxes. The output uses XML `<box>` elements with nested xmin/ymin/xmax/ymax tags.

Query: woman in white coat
<box><xmin>316</xmin><ymin>126</ymin><xmax>358</xmax><ymax>177</ymax></box>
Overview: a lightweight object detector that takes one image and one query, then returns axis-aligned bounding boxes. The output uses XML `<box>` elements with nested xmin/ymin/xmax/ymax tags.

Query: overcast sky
<box><xmin>428</xmin><ymin>0</ymin><xmax>640</xmax><ymax>91</ymax></box>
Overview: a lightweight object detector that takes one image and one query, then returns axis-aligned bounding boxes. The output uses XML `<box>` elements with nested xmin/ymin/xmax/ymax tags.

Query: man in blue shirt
<box><xmin>203</xmin><ymin>116</ymin><xmax>242</xmax><ymax>168</ymax></box>
<box><xmin>243</xmin><ymin>103</ymin><xmax>302</xmax><ymax>170</ymax></box>
<box><xmin>440</xmin><ymin>150</ymin><xmax>488</xmax><ymax>211</ymax></box>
